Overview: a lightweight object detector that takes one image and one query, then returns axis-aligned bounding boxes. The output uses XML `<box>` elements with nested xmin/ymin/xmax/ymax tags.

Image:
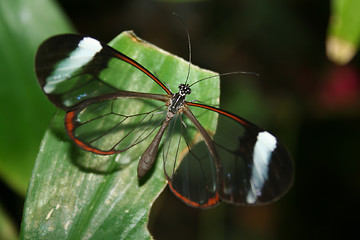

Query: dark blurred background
<box><xmin>1</xmin><ymin>0</ymin><xmax>360</xmax><ymax>239</ymax></box>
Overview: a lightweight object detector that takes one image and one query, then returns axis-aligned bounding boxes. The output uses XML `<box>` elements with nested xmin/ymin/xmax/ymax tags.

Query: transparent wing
<box><xmin>163</xmin><ymin>106</ymin><xmax>220</xmax><ymax>208</ymax></box>
<box><xmin>66</xmin><ymin>93</ymin><xmax>168</xmax><ymax>158</ymax></box>
<box><xmin>165</xmin><ymin>103</ymin><xmax>293</xmax><ymax>208</ymax></box>
<box><xmin>35</xmin><ymin>34</ymin><xmax>171</xmax><ymax>111</ymax></box>
<box><xmin>190</xmin><ymin>103</ymin><xmax>293</xmax><ymax>205</ymax></box>
<box><xmin>35</xmin><ymin>34</ymin><xmax>173</xmax><ymax>157</ymax></box>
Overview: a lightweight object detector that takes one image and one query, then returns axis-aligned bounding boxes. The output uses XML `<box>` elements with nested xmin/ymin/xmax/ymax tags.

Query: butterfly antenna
<box><xmin>189</xmin><ymin>71</ymin><xmax>260</xmax><ymax>87</ymax></box>
<box><xmin>172</xmin><ymin>13</ymin><xmax>192</xmax><ymax>85</ymax></box>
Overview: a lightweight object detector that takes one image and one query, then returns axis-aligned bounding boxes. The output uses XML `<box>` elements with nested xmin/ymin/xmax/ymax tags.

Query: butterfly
<box><xmin>34</xmin><ymin>32</ymin><xmax>293</xmax><ymax>208</ymax></box>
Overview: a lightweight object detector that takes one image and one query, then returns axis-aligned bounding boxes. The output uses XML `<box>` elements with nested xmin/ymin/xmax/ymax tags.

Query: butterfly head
<box><xmin>178</xmin><ymin>84</ymin><xmax>191</xmax><ymax>96</ymax></box>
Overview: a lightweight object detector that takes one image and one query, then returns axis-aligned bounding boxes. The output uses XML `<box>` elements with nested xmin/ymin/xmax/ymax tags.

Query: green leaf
<box><xmin>21</xmin><ymin>31</ymin><xmax>220</xmax><ymax>239</ymax></box>
<box><xmin>0</xmin><ymin>0</ymin><xmax>73</xmax><ymax>195</ymax></box>
<box><xmin>327</xmin><ymin>0</ymin><xmax>360</xmax><ymax>64</ymax></box>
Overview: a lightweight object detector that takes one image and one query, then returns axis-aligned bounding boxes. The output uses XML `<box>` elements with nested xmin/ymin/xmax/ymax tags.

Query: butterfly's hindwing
<box><xmin>163</xmin><ymin>111</ymin><xmax>220</xmax><ymax>208</ymax></box>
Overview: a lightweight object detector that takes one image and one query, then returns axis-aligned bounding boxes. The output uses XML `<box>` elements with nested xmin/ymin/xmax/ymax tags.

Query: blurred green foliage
<box><xmin>0</xmin><ymin>203</ymin><xmax>17</xmax><ymax>240</ymax></box>
<box><xmin>0</xmin><ymin>0</ymin><xmax>72</xmax><ymax>237</ymax></box>
<box><xmin>327</xmin><ymin>0</ymin><xmax>360</xmax><ymax>64</ymax></box>
<box><xmin>0</xmin><ymin>0</ymin><xmax>72</xmax><ymax>196</ymax></box>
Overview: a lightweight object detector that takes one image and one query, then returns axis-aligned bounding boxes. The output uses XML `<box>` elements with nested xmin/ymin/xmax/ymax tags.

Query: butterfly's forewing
<box><xmin>190</xmin><ymin>103</ymin><xmax>293</xmax><ymax>205</ymax></box>
<box><xmin>35</xmin><ymin>34</ymin><xmax>171</xmax><ymax>111</ymax></box>
<box><xmin>35</xmin><ymin>34</ymin><xmax>116</xmax><ymax>110</ymax></box>
<box><xmin>165</xmin><ymin>102</ymin><xmax>293</xmax><ymax>207</ymax></box>
<box><xmin>35</xmin><ymin>33</ymin><xmax>177</xmax><ymax>157</ymax></box>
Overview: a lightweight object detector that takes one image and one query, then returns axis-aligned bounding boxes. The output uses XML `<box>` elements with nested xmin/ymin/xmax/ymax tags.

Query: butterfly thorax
<box><xmin>168</xmin><ymin>84</ymin><xmax>191</xmax><ymax>114</ymax></box>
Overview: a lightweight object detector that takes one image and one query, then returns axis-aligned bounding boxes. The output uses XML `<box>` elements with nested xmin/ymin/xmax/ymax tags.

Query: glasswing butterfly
<box><xmin>34</xmin><ymin>32</ymin><xmax>293</xmax><ymax>208</ymax></box>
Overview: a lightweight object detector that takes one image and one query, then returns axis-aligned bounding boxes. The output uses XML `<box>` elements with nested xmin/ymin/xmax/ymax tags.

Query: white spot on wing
<box><xmin>246</xmin><ymin>131</ymin><xmax>277</xmax><ymax>204</ymax></box>
<box><xmin>44</xmin><ymin>37</ymin><xmax>103</xmax><ymax>94</ymax></box>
